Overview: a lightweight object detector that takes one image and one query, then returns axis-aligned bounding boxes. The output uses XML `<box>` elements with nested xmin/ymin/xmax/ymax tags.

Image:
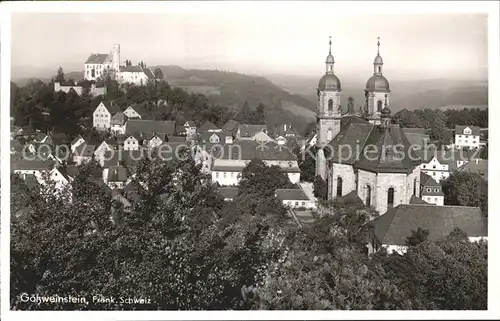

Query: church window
<box><xmin>336</xmin><ymin>177</ymin><xmax>343</xmax><ymax>197</ymax></box>
<box><xmin>328</xmin><ymin>99</ymin><xmax>333</xmax><ymax>112</ymax></box>
<box><xmin>327</xmin><ymin>129</ymin><xmax>333</xmax><ymax>141</ymax></box>
<box><xmin>377</xmin><ymin>100</ymin><xmax>383</xmax><ymax>111</ymax></box>
<box><xmin>387</xmin><ymin>188</ymin><xmax>394</xmax><ymax>208</ymax></box>
<box><xmin>413</xmin><ymin>178</ymin><xmax>417</xmax><ymax>196</ymax></box>
<box><xmin>366</xmin><ymin>185</ymin><xmax>371</xmax><ymax>207</ymax></box>
<box><xmin>378</xmin><ymin>66</ymin><xmax>381</xmax><ymax>73</ymax></box>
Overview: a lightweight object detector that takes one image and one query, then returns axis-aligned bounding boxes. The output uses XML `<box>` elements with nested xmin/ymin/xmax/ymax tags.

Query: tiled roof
<box><xmin>12</xmin><ymin>159</ymin><xmax>55</xmax><ymax>171</ymax></box>
<box><xmin>409</xmin><ymin>195</ymin><xmax>429</xmax><ymax>205</ymax></box>
<box><xmin>101</xmin><ymin>101</ymin><xmax>121</xmax><ymax>115</ymax></box>
<box><xmin>222</xmin><ymin>120</ymin><xmax>240</xmax><ymax>132</ymax></box>
<box><xmin>239</xmin><ymin>124</ymin><xmax>268</xmax><ymax>138</ymax></box>
<box><xmin>328</xmin><ymin>122</ymin><xmax>374</xmax><ymax>165</ymax></box>
<box><xmin>218</xmin><ymin>187</ymin><xmax>239</xmax><ymax>199</ymax></box>
<box><xmin>103</xmin><ymin>149</ymin><xmax>144</xmax><ymax>168</ymax></box>
<box><xmin>339</xmin><ymin>190</ymin><xmax>364</xmax><ymax>205</ymax></box>
<box><xmin>85</xmin><ymin>53</ymin><xmax>110</xmax><ymax>64</ymax></box>
<box><xmin>420</xmin><ymin>172</ymin><xmax>440</xmax><ymax>187</ymax></box>
<box><xmin>211</xmin><ymin>164</ymin><xmax>300</xmax><ymax>173</ymax></box>
<box><xmin>143</xmin><ymin>68</ymin><xmax>155</xmax><ymax>79</ymax></box>
<box><xmin>199</xmin><ymin>132</ymin><xmax>232</xmax><ymax>144</ymax></box>
<box><xmin>275</xmin><ymin>188</ymin><xmax>309</xmax><ymax>201</ymax></box>
<box><xmin>356</xmin><ymin>124</ymin><xmax>421</xmax><ymax>173</ymax></box>
<box><xmin>23</xmin><ymin>174</ymin><xmax>40</xmax><ymax>190</ymax></box>
<box><xmin>212</xmin><ymin>140</ymin><xmax>297</xmax><ymax>162</ymax></box>
<box><xmin>74</xmin><ymin>144</ymin><xmax>96</xmax><ymax>158</ymax></box>
<box><xmin>455</xmin><ymin>125</ymin><xmax>481</xmax><ymax>136</ymax></box>
<box><xmin>418</xmin><ymin>148</ymin><xmax>473</xmax><ymax>171</ymax></box>
<box><xmin>119</xmin><ymin>66</ymin><xmax>143</xmax><ymax>73</ymax></box>
<box><xmin>402</xmin><ymin>127</ymin><xmax>427</xmax><ymax>135</ymax></box>
<box><xmin>459</xmin><ymin>159</ymin><xmax>488</xmax><ymax>181</ymax></box>
<box><xmin>372</xmin><ymin>204</ymin><xmax>487</xmax><ymax>245</ymax></box>
<box><xmin>125</xmin><ymin>120</ymin><xmax>176</xmax><ymax>137</ymax></box>
<box><xmin>421</xmin><ymin>185</ymin><xmax>444</xmax><ymax>197</ymax></box>
<box><xmin>404</xmin><ymin>132</ymin><xmax>430</xmax><ymax>149</ymax></box>
<box><xmin>111</xmin><ymin>112</ymin><xmax>127</xmax><ymax>125</ymax></box>
<box><xmin>199</xmin><ymin>121</ymin><xmax>220</xmax><ymax>133</ymax></box>
<box><xmin>167</xmin><ymin>136</ymin><xmax>187</xmax><ymax>143</ymax></box>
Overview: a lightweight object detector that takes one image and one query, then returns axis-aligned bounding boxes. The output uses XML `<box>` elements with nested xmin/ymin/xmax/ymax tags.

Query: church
<box><xmin>315</xmin><ymin>37</ymin><xmax>422</xmax><ymax>215</ymax></box>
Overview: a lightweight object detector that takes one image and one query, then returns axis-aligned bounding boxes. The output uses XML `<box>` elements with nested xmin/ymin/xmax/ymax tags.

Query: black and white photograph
<box><xmin>1</xmin><ymin>1</ymin><xmax>499</xmax><ymax>319</ymax></box>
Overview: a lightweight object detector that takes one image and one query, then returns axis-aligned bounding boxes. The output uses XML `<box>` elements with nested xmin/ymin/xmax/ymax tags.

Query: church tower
<box><xmin>315</xmin><ymin>37</ymin><xmax>342</xmax><ymax>180</ymax></box>
<box><xmin>112</xmin><ymin>44</ymin><xmax>120</xmax><ymax>72</ymax></box>
<box><xmin>365</xmin><ymin>37</ymin><xmax>391</xmax><ymax>125</ymax></box>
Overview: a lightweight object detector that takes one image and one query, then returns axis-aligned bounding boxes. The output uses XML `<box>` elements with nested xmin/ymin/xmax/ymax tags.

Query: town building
<box><xmin>276</xmin><ymin>188</ymin><xmax>316</xmax><ymax>210</ymax></box>
<box><xmin>123</xmin><ymin>105</ymin><xmax>143</xmax><ymax>120</ymax></box>
<box><xmin>237</xmin><ymin>124</ymin><xmax>268</xmax><ymax>140</ymax></box>
<box><xmin>367</xmin><ymin>204</ymin><xmax>487</xmax><ymax>254</ymax></box>
<box><xmin>420</xmin><ymin>172</ymin><xmax>444</xmax><ymax>206</ymax></box>
<box><xmin>93</xmin><ymin>101</ymin><xmax>121</xmax><ymax>131</ymax></box>
<box><xmin>454</xmin><ymin>125</ymin><xmax>481</xmax><ymax>149</ymax></box>
<box><xmin>315</xmin><ymin>37</ymin><xmax>421</xmax><ymax>215</ymax></box>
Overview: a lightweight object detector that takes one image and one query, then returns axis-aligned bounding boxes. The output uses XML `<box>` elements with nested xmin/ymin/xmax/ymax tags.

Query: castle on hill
<box><xmin>315</xmin><ymin>37</ymin><xmax>422</xmax><ymax>215</ymax></box>
<box><xmin>84</xmin><ymin>44</ymin><xmax>155</xmax><ymax>86</ymax></box>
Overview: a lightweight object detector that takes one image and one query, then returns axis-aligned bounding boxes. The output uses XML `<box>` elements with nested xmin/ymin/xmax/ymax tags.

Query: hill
<box><xmin>265</xmin><ymin>74</ymin><xmax>488</xmax><ymax>113</ymax></box>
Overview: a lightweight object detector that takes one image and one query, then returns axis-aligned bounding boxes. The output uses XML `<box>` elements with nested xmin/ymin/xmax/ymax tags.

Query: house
<box><xmin>402</xmin><ymin>128</ymin><xmax>430</xmax><ymax>150</ymax></box>
<box><xmin>275</xmin><ymin>136</ymin><xmax>287</xmax><ymax>145</ymax></box>
<box><xmin>70</xmin><ymin>135</ymin><xmax>86</xmax><ymax>153</ymax></box>
<box><xmin>93</xmin><ymin>101</ymin><xmax>121</xmax><ymax>131</ymax></box>
<box><xmin>125</xmin><ymin>120</ymin><xmax>176</xmax><ymax>141</ymax></box>
<box><xmin>420</xmin><ymin>172</ymin><xmax>444</xmax><ymax>206</ymax></box>
<box><xmin>199</xmin><ymin>132</ymin><xmax>233</xmax><ymax>145</ymax></box>
<box><xmin>198</xmin><ymin>121</ymin><xmax>221</xmax><ymax>133</ymax></box>
<box><xmin>217</xmin><ymin>187</ymin><xmax>239</xmax><ymax>201</ymax></box>
<box><xmin>237</xmin><ymin>124</ymin><xmax>268</xmax><ymax>140</ymax></box>
<box><xmin>301</xmin><ymin>131</ymin><xmax>317</xmax><ymax>151</ymax></box>
<box><xmin>459</xmin><ymin>158</ymin><xmax>488</xmax><ymax>181</ymax></box>
<box><xmin>73</xmin><ymin>144</ymin><xmax>96</xmax><ymax>165</ymax></box>
<box><xmin>123</xmin><ymin>105</ymin><xmax>142</xmax><ymax>120</ymax></box>
<box><xmin>454</xmin><ymin>125</ymin><xmax>481</xmax><ymax>149</ymax></box>
<box><xmin>252</xmin><ymin>131</ymin><xmax>273</xmax><ymax>142</ymax></box>
<box><xmin>179</xmin><ymin>121</ymin><xmax>197</xmax><ymax>137</ymax></box>
<box><xmin>123</xmin><ymin>134</ymin><xmax>141</xmax><ymax>151</ymax></box>
<box><xmin>116</xmin><ymin>66</ymin><xmax>155</xmax><ymax>86</ymax></box>
<box><xmin>211</xmin><ymin>140</ymin><xmax>301</xmax><ymax>186</ymax></box>
<box><xmin>110</xmin><ymin>112</ymin><xmax>128</xmax><ymax>135</ymax></box>
<box><xmin>222</xmin><ymin>120</ymin><xmax>240</xmax><ymax>134</ymax></box>
<box><xmin>47</xmin><ymin>167</ymin><xmax>73</xmax><ymax>195</ymax></box>
<box><xmin>276</xmin><ymin>188</ymin><xmax>316</xmax><ymax>209</ymax></box>
<box><xmin>94</xmin><ymin>138</ymin><xmax>119</xmax><ymax>166</ymax></box>
<box><xmin>367</xmin><ymin>204</ymin><xmax>487</xmax><ymax>254</ymax></box>
<box><xmin>419</xmin><ymin>148</ymin><xmax>471</xmax><ymax>182</ymax></box>
<box><xmin>12</xmin><ymin>158</ymin><xmax>56</xmax><ymax>183</ymax></box>
<box><xmin>106</xmin><ymin>166</ymin><xmax>129</xmax><ymax>189</ymax></box>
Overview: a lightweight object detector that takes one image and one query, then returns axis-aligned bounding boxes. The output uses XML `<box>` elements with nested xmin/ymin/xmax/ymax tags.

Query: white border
<box><xmin>1</xmin><ymin>1</ymin><xmax>499</xmax><ymax>320</ymax></box>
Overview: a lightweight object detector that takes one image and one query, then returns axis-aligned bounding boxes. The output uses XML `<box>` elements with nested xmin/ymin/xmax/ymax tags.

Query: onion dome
<box><xmin>318</xmin><ymin>73</ymin><xmax>342</xmax><ymax>91</ymax></box>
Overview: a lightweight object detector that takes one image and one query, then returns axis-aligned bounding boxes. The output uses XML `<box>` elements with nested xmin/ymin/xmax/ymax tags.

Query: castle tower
<box><xmin>112</xmin><ymin>44</ymin><xmax>120</xmax><ymax>72</ymax></box>
<box><xmin>315</xmin><ymin>37</ymin><xmax>342</xmax><ymax>179</ymax></box>
<box><xmin>365</xmin><ymin>37</ymin><xmax>391</xmax><ymax>125</ymax></box>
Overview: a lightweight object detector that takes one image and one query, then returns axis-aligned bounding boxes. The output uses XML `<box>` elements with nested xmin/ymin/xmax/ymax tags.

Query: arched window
<box><xmin>327</xmin><ymin>129</ymin><xmax>333</xmax><ymax>141</ymax></box>
<box><xmin>387</xmin><ymin>187</ymin><xmax>395</xmax><ymax>208</ymax></box>
<box><xmin>336</xmin><ymin>177</ymin><xmax>343</xmax><ymax>197</ymax></box>
<box><xmin>366</xmin><ymin>185</ymin><xmax>371</xmax><ymax>207</ymax></box>
<box><xmin>328</xmin><ymin>99</ymin><xmax>333</xmax><ymax>112</ymax></box>
<box><xmin>377</xmin><ymin>100</ymin><xmax>383</xmax><ymax>111</ymax></box>
<box><xmin>413</xmin><ymin>178</ymin><xmax>417</xmax><ymax>196</ymax></box>
<box><xmin>378</xmin><ymin>66</ymin><xmax>381</xmax><ymax>73</ymax></box>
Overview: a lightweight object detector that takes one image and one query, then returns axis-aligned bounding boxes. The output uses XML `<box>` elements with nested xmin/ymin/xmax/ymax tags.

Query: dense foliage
<box><xmin>441</xmin><ymin>171</ymin><xmax>488</xmax><ymax>216</ymax></box>
<box><xmin>11</xmin><ymin>156</ymin><xmax>488</xmax><ymax>310</ymax></box>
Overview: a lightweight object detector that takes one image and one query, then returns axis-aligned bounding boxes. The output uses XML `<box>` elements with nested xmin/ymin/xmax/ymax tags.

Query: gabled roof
<box><xmin>455</xmin><ymin>125</ymin><xmax>481</xmax><ymax>136</ymax></box>
<box><xmin>402</xmin><ymin>127</ymin><xmax>427</xmax><ymax>135</ymax></box>
<box><xmin>239</xmin><ymin>124</ymin><xmax>268</xmax><ymax>138</ymax></box>
<box><xmin>100</xmin><ymin>101</ymin><xmax>121</xmax><ymax>115</ymax></box>
<box><xmin>275</xmin><ymin>188</ymin><xmax>309</xmax><ymax>201</ymax></box>
<box><xmin>371</xmin><ymin>204</ymin><xmax>487</xmax><ymax>246</ymax></box>
<box><xmin>103</xmin><ymin>150</ymin><xmax>144</xmax><ymax>168</ymax></box>
<box><xmin>355</xmin><ymin>124</ymin><xmax>421</xmax><ymax>174</ymax></box>
<box><xmin>218</xmin><ymin>187</ymin><xmax>239</xmax><ymax>199</ymax></box>
<box><xmin>70</xmin><ymin>135</ymin><xmax>85</xmax><ymax>146</ymax></box>
<box><xmin>125</xmin><ymin>120</ymin><xmax>176</xmax><ymax>137</ymax></box>
<box><xmin>459</xmin><ymin>159</ymin><xmax>488</xmax><ymax>181</ymax></box>
<box><xmin>199</xmin><ymin>131</ymin><xmax>232</xmax><ymax>144</ymax></box>
<box><xmin>404</xmin><ymin>132</ymin><xmax>430</xmax><ymax>149</ymax></box>
<box><xmin>339</xmin><ymin>190</ymin><xmax>364</xmax><ymax>206</ymax></box>
<box><xmin>119</xmin><ymin>66</ymin><xmax>143</xmax><ymax>73</ymax></box>
<box><xmin>85</xmin><ymin>53</ymin><xmax>110</xmax><ymax>64</ymax></box>
<box><xmin>23</xmin><ymin>174</ymin><xmax>40</xmax><ymax>190</ymax></box>
<box><xmin>198</xmin><ymin>121</ymin><xmax>220</xmax><ymax>133</ymax></box>
<box><xmin>418</xmin><ymin>148</ymin><xmax>473</xmax><ymax>170</ymax></box>
<box><xmin>12</xmin><ymin>159</ymin><xmax>55</xmax><ymax>171</ymax></box>
<box><xmin>420</xmin><ymin>172</ymin><xmax>440</xmax><ymax>187</ymax></box>
<box><xmin>143</xmin><ymin>68</ymin><xmax>155</xmax><ymax>79</ymax></box>
<box><xmin>409</xmin><ymin>195</ymin><xmax>429</xmax><ymax>205</ymax></box>
<box><xmin>111</xmin><ymin>112</ymin><xmax>127</xmax><ymax>125</ymax></box>
<box><xmin>222</xmin><ymin>120</ymin><xmax>240</xmax><ymax>132</ymax></box>
<box><xmin>74</xmin><ymin>144</ymin><xmax>96</xmax><ymax>158</ymax></box>
<box><xmin>212</xmin><ymin>140</ymin><xmax>297</xmax><ymax>162</ymax></box>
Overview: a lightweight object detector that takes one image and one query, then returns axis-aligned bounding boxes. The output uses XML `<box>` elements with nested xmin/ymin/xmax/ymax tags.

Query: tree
<box><xmin>393</xmin><ymin>108</ymin><xmax>422</xmax><ymax>128</ymax></box>
<box><xmin>441</xmin><ymin>171</ymin><xmax>488</xmax><ymax>215</ymax></box>
<box><xmin>405</xmin><ymin>227</ymin><xmax>429</xmax><ymax>246</ymax></box>
<box><xmin>55</xmin><ymin>66</ymin><xmax>65</xmax><ymax>83</ymax></box>
<box><xmin>313</xmin><ymin>175</ymin><xmax>327</xmax><ymax>200</ymax></box>
<box><xmin>154</xmin><ymin>68</ymin><xmax>164</xmax><ymax>80</ymax></box>
<box><xmin>239</xmin><ymin>159</ymin><xmax>293</xmax><ymax>198</ymax></box>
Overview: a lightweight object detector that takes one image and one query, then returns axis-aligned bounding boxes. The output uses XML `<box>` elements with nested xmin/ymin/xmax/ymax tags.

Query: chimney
<box><xmin>225</xmin><ymin>136</ymin><xmax>233</xmax><ymax>144</ymax></box>
<box><xmin>284</xmin><ymin>124</ymin><xmax>287</xmax><ymax>132</ymax></box>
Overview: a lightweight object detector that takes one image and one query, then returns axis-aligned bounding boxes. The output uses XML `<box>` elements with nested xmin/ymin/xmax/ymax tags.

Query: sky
<box><xmin>11</xmin><ymin>11</ymin><xmax>488</xmax><ymax>81</ymax></box>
